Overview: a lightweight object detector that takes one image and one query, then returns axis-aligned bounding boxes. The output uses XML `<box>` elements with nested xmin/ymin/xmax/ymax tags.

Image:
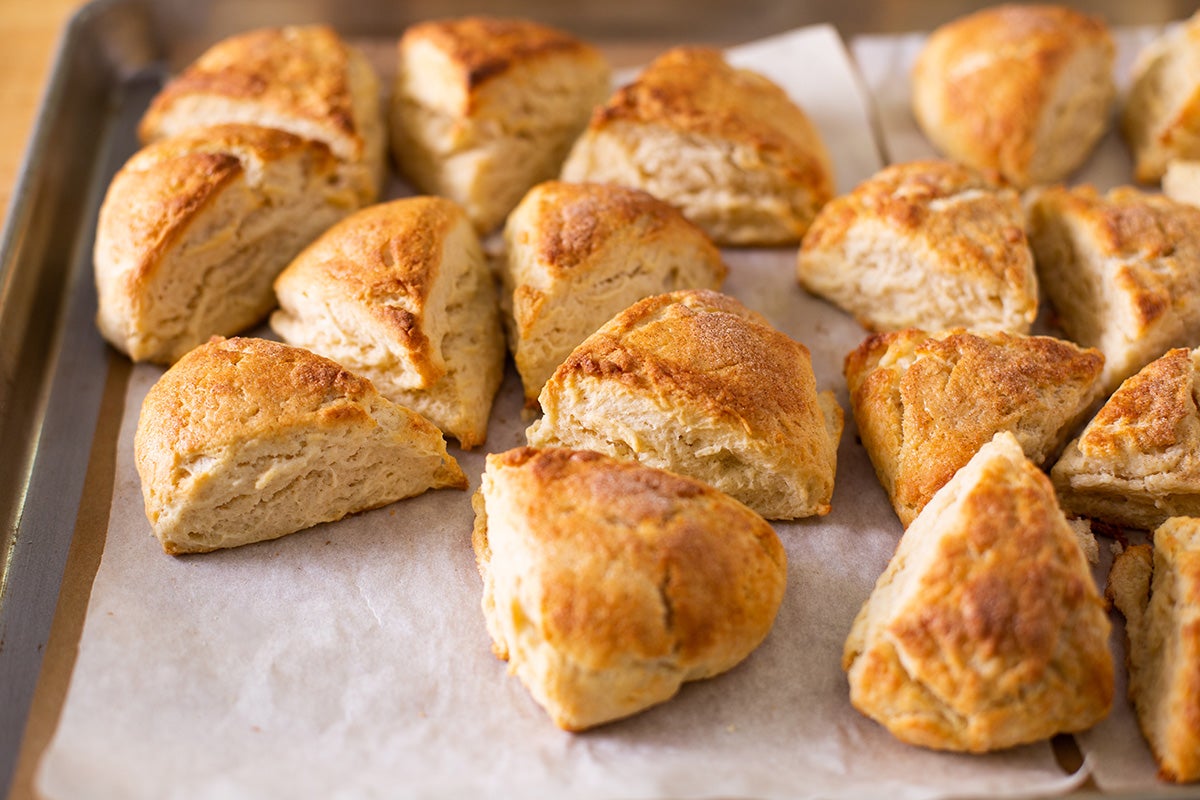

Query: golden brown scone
<box><xmin>390</xmin><ymin>17</ymin><xmax>610</xmax><ymax>233</ymax></box>
<box><xmin>560</xmin><ymin>47</ymin><xmax>834</xmax><ymax>246</ymax></box>
<box><xmin>501</xmin><ymin>180</ymin><xmax>727</xmax><ymax>404</ymax></box>
<box><xmin>845</xmin><ymin>328</ymin><xmax>1105</xmax><ymax>527</ymax></box>
<box><xmin>526</xmin><ymin>289</ymin><xmax>842</xmax><ymax>520</ymax></box>
<box><xmin>134</xmin><ymin>337</ymin><xmax>467</xmax><ymax>555</ymax></box>
<box><xmin>1122</xmin><ymin>13</ymin><xmax>1200</xmax><ymax>184</ymax></box>
<box><xmin>1027</xmin><ymin>184</ymin><xmax>1200</xmax><ymax>393</ymax></box>
<box><xmin>139</xmin><ymin>25</ymin><xmax>385</xmax><ymax>204</ymax></box>
<box><xmin>911</xmin><ymin>4</ymin><xmax>1115</xmax><ymax>188</ymax></box>
<box><xmin>94</xmin><ymin>124</ymin><xmax>359</xmax><ymax>364</ymax></box>
<box><xmin>1108</xmin><ymin>519</ymin><xmax>1200</xmax><ymax>783</ymax></box>
<box><xmin>1052</xmin><ymin>347</ymin><xmax>1200</xmax><ymax>530</ymax></box>
<box><xmin>797</xmin><ymin>160</ymin><xmax>1037</xmax><ymax>333</ymax></box>
<box><xmin>270</xmin><ymin>197</ymin><xmax>505</xmax><ymax>449</ymax></box>
<box><xmin>473</xmin><ymin>446</ymin><xmax>786</xmax><ymax>731</ymax></box>
<box><xmin>843</xmin><ymin>431</ymin><xmax>1113</xmax><ymax>753</ymax></box>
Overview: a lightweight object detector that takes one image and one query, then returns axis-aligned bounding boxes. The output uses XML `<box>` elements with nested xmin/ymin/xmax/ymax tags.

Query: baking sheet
<box><xmin>36</xmin><ymin>23</ymin><xmax>1097</xmax><ymax>800</ymax></box>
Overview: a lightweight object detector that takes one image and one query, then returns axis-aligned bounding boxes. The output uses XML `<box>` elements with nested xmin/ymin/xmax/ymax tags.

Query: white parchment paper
<box><xmin>39</xmin><ymin>25</ymin><xmax>1092</xmax><ymax>800</ymax></box>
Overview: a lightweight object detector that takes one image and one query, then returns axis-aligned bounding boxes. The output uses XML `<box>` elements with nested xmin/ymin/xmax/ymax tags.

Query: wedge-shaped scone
<box><xmin>845</xmin><ymin>328</ymin><xmax>1105</xmax><ymax>527</ymax></box>
<box><xmin>1108</xmin><ymin>519</ymin><xmax>1200</xmax><ymax>783</ymax></box>
<box><xmin>1053</xmin><ymin>348</ymin><xmax>1200</xmax><ymax>530</ymax></box>
<box><xmin>844</xmin><ymin>431</ymin><xmax>1114</xmax><ymax>752</ymax></box>
<box><xmin>139</xmin><ymin>25</ymin><xmax>385</xmax><ymax>203</ymax></box>
<box><xmin>95</xmin><ymin>124</ymin><xmax>359</xmax><ymax>364</ymax></box>
<box><xmin>502</xmin><ymin>180</ymin><xmax>727</xmax><ymax>404</ymax></box>
<box><xmin>561</xmin><ymin>47</ymin><xmax>834</xmax><ymax>246</ymax></box>
<box><xmin>797</xmin><ymin>160</ymin><xmax>1038</xmax><ymax>333</ymax></box>
<box><xmin>911</xmin><ymin>4</ymin><xmax>1115</xmax><ymax>188</ymax></box>
<box><xmin>390</xmin><ymin>17</ymin><xmax>610</xmax><ymax>234</ymax></box>
<box><xmin>1027</xmin><ymin>185</ymin><xmax>1200</xmax><ymax>393</ymax></box>
<box><xmin>473</xmin><ymin>446</ymin><xmax>786</xmax><ymax>731</ymax></box>
<box><xmin>135</xmin><ymin>337</ymin><xmax>467</xmax><ymax>554</ymax></box>
<box><xmin>271</xmin><ymin>197</ymin><xmax>504</xmax><ymax>449</ymax></box>
<box><xmin>526</xmin><ymin>289</ymin><xmax>842</xmax><ymax>519</ymax></box>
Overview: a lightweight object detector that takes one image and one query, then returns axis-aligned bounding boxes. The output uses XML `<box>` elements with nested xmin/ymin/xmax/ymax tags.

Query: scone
<box><xmin>845</xmin><ymin>328</ymin><xmax>1105</xmax><ymax>527</ymax></box>
<box><xmin>134</xmin><ymin>337</ymin><xmax>467</xmax><ymax>555</ymax></box>
<box><xmin>473</xmin><ymin>446</ymin><xmax>786</xmax><ymax>731</ymax></box>
<box><xmin>1164</xmin><ymin>159</ymin><xmax>1200</xmax><ymax>206</ymax></box>
<box><xmin>1107</xmin><ymin>518</ymin><xmax>1200</xmax><ymax>783</ymax></box>
<box><xmin>389</xmin><ymin>17</ymin><xmax>610</xmax><ymax>233</ymax></box>
<box><xmin>797</xmin><ymin>160</ymin><xmax>1037</xmax><ymax>333</ymax></box>
<box><xmin>1053</xmin><ymin>347</ymin><xmax>1200</xmax><ymax>531</ymax></box>
<box><xmin>271</xmin><ymin>197</ymin><xmax>505</xmax><ymax>449</ymax></box>
<box><xmin>1027</xmin><ymin>185</ymin><xmax>1200</xmax><ymax>393</ymax></box>
<box><xmin>843</xmin><ymin>431</ymin><xmax>1113</xmax><ymax>752</ymax></box>
<box><xmin>1121</xmin><ymin>12</ymin><xmax>1200</xmax><ymax>184</ymax></box>
<box><xmin>94</xmin><ymin>124</ymin><xmax>359</xmax><ymax>364</ymax></box>
<box><xmin>139</xmin><ymin>25</ymin><xmax>385</xmax><ymax>204</ymax></box>
<box><xmin>911</xmin><ymin>4</ymin><xmax>1115</xmax><ymax>188</ymax></box>
<box><xmin>501</xmin><ymin>180</ymin><xmax>727</xmax><ymax>404</ymax></box>
<box><xmin>526</xmin><ymin>289</ymin><xmax>842</xmax><ymax>520</ymax></box>
<box><xmin>560</xmin><ymin>46</ymin><xmax>834</xmax><ymax>246</ymax></box>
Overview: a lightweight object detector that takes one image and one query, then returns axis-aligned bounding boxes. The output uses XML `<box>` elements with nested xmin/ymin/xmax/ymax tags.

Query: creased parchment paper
<box><xmin>853</xmin><ymin>23</ymin><xmax>1182</xmax><ymax>796</ymax></box>
<box><xmin>39</xmin><ymin>25</ymin><xmax>1090</xmax><ymax>800</ymax></box>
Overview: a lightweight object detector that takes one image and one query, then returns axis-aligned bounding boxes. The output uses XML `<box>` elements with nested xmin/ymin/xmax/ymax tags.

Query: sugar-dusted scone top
<box><xmin>95</xmin><ymin>124</ymin><xmax>359</xmax><ymax>364</ymax></box>
<box><xmin>473</xmin><ymin>446</ymin><xmax>786</xmax><ymax>731</ymax></box>
<box><xmin>526</xmin><ymin>289</ymin><xmax>842</xmax><ymax>520</ymax></box>
<box><xmin>844</xmin><ymin>431</ymin><xmax>1113</xmax><ymax>752</ymax></box>
<box><xmin>271</xmin><ymin>196</ymin><xmax>505</xmax><ymax>449</ymax></box>
<box><xmin>560</xmin><ymin>46</ymin><xmax>834</xmax><ymax>246</ymax></box>
<box><xmin>501</xmin><ymin>180</ymin><xmax>727</xmax><ymax>404</ymax></box>
<box><xmin>134</xmin><ymin>337</ymin><xmax>467</xmax><ymax>555</ymax></box>
<box><xmin>845</xmin><ymin>328</ymin><xmax>1105</xmax><ymax>527</ymax></box>
<box><xmin>911</xmin><ymin>4</ymin><xmax>1114</xmax><ymax>188</ymax></box>
<box><xmin>1027</xmin><ymin>184</ymin><xmax>1200</xmax><ymax>393</ymax></box>
<box><xmin>139</xmin><ymin>25</ymin><xmax>385</xmax><ymax>204</ymax></box>
<box><xmin>1107</xmin><ymin>519</ymin><xmax>1200</xmax><ymax>783</ymax></box>
<box><xmin>390</xmin><ymin>17</ymin><xmax>611</xmax><ymax>233</ymax></box>
<box><xmin>797</xmin><ymin>159</ymin><xmax>1037</xmax><ymax>333</ymax></box>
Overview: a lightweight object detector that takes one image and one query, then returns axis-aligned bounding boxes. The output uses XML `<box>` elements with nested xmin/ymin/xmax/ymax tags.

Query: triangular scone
<box><xmin>1053</xmin><ymin>347</ymin><xmax>1200</xmax><ymax>530</ymax></box>
<box><xmin>138</xmin><ymin>25</ymin><xmax>385</xmax><ymax>204</ymax></box>
<box><xmin>1027</xmin><ymin>185</ymin><xmax>1200</xmax><ymax>393</ymax></box>
<box><xmin>526</xmin><ymin>289</ymin><xmax>843</xmax><ymax>520</ymax></box>
<box><xmin>473</xmin><ymin>447</ymin><xmax>786</xmax><ymax>731</ymax></box>
<box><xmin>560</xmin><ymin>47</ymin><xmax>834</xmax><ymax>246</ymax></box>
<box><xmin>134</xmin><ymin>337</ymin><xmax>467</xmax><ymax>555</ymax></box>
<box><xmin>843</xmin><ymin>432</ymin><xmax>1114</xmax><ymax>753</ymax></box>
<box><xmin>845</xmin><ymin>328</ymin><xmax>1105</xmax><ymax>527</ymax></box>
<box><xmin>271</xmin><ymin>197</ymin><xmax>505</xmax><ymax>449</ymax></box>
<box><xmin>797</xmin><ymin>160</ymin><xmax>1038</xmax><ymax>333</ymax></box>
<box><xmin>501</xmin><ymin>180</ymin><xmax>727</xmax><ymax>404</ymax></box>
<box><xmin>1107</xmin><ymin>519</ymin><xmax>1200</xmax><ymax>783</ymax></box>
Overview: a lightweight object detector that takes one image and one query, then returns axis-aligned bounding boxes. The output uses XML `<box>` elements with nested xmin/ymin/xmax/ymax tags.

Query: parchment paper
<box><xmin>39</xmin><ymin>25</ymin><xmax>1091</xmax><ymax>800</ymax></box>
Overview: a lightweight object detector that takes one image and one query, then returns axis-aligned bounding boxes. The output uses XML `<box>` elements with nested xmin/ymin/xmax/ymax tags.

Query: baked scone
<box><xmin>911</xmin><ymin>4</ymin><xmax>1114</xmax><ymax>188</ymax></box>
<box><xmin>843</xmin><ymin>431</ymin><xmax>1113</xmax><ymax>752</ymax></box>
<box><xmin>1121</xmin><ymin>12</ymin><xmax>1200</xmax><ymax>184</ymax></box>
<box><xmin>560</xmin><ymin>46</ymin><xmax>835</xmax><ymax>246</ymax></box>
<box><xmin>95</xmin><ymin>124</ymin><xmax>359</xmax><ymax>364</ymax></box>
<box><xmin>1027</xmin><ymin>185</ymin><xmax>1200</xmax><ymax>393</ymax></box>
<box><xmin>845</xmin><ymin>328</ymin><xmax>1105</xmax><ymax>527</ymax></box>
<box><xmin>473</xmin><ymin>446</ymin><xmax>786</xmax><ymax>731</ymax></box>
<box><xmin>1052</xmin><ymin>347</ymin><xmax>1200</xmax><ymax>531</ymax></box>
<box><xmin>1164</xmin><ymin>159</ymin><xmax>1200</xmax><ymax>207</ymax></box>
<box><xmin>526</xmin><ymin>289</ymin><xmax>842</xmax><ymax>520</ymax></box>
<box><xmin>501</xmin><ymin>180</ymin><xmax>727</xmax><ymax>404</ymax></box>
<box><xmin>134</xmin><ymin>337</ymin><xmax>467</xmax><ymax>555</ymax></box>
<box><xmin>797</xmin><ymin>160</ymin><xmax>1037</xmax><ymax>333</ymax></box>
<box><xmin>1107</xmin><ymin>519</ymin><xmax>1200</xmax><ymax>783</ymax></box>
<box><xmin>270</xmin><ymin>196</ymin><xmax>505</xmax><ymax>449</ymax></box>
<box><xmin>389</xmin><ymin>17</ymin><xmax>611</xmax><ymax>233</ymax></box>
<box><xmin>139</xmin><ymin>25</ymin><xmax>385</xmax><ymax>204</ymax></box>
